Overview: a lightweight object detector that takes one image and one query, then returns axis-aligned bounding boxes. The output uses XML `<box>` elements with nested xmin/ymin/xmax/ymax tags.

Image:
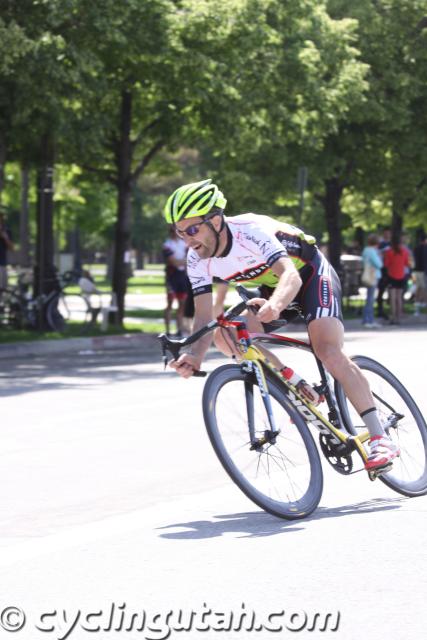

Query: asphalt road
<box><xmin>0</xmin><ymin>326</ymin><xmax>426</xmax><ymax>640</ymax></box>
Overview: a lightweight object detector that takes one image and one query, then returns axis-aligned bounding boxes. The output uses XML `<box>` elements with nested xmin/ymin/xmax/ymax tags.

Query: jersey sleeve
<box><xmin>187</xmin><ymin>250</ymin><xmax>213</xmax><ymax>296</ymax></box>
<box><xmin>240</xmin><ymin>222</ymin><xmax>288</xmax><ymax>266</ymax></box>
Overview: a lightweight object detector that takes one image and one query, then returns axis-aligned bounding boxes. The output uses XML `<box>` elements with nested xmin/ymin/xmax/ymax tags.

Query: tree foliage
<box><xmin>0</xmin><ymin>0</ymin><xmax>426</xmax><ymax>318</ymax></box>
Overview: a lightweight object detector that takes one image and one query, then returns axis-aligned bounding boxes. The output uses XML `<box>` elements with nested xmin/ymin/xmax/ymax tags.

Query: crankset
<box><xmin>319</xmin><ymin>434</ymin><xmax>353</xmax><ymax>475</ymax></box>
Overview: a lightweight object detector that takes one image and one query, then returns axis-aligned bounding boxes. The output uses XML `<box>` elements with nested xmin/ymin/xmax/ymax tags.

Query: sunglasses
<box><xmin>175</xmin><ymin>212</ymin><xmax>218</xmax><ymax>238</ymax></box>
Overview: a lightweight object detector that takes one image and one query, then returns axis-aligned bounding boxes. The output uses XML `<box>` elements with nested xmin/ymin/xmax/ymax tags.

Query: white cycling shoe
<box><xmin>365</xmin><ymin>435</ymin><xmax>400</xmax><ymax>473</ymax></box>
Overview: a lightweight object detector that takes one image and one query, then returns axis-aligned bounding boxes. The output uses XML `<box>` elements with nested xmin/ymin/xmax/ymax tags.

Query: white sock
<box><xmin>360</xmin><ymin>407</ymin><xmax>384</xmax><ymax>437</ymax></box>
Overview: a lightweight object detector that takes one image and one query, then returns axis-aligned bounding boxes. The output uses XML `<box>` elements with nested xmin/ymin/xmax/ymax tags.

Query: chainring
<box><xmin>319</xmin><ymin>434</ymin><xmax>353</xmax><ymax>475</ymax></box>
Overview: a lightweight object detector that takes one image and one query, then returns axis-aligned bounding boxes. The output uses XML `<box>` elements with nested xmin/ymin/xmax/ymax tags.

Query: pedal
<box><xmin>367</xmin><ymin>462</ymin><xmax>393</xmax><ymax>481</ymax></box>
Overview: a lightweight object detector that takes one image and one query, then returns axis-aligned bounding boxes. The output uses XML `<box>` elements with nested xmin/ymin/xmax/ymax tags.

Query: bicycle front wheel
<box><xmin>202</xmin><ymin>364</ymin><xmax>323</xmax><ymax>520</ymax></box>
<box><xmin>335</xmin><ymin>355</ymin><xmax>427</xmax><ymax>496</ymax></box>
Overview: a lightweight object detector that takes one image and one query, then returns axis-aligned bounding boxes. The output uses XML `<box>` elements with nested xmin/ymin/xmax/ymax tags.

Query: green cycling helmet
<box><xmin>164</xmin><ymin>179</ymin><xmax>227</xmax><ymax>224</ymax></box>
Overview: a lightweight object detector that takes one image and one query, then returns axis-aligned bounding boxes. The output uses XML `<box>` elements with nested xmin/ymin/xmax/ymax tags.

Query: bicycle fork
<box><xmin>242</xmin><ymin>361</ymin><xmax>280</xmax><ymax>450</ymax></box>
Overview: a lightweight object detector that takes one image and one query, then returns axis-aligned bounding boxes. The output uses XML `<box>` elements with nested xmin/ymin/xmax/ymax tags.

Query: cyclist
<box><xmin>164</xmin><ymin>179</ymin><xmax>399</xmax><ymax>473</ymax></box>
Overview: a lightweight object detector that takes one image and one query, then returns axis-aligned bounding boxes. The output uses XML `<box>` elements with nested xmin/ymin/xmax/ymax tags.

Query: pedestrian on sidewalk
<box><xmin>383</xmin><ymin>232</ymin><xmax>412</xmax><ymax>325</ymax></box>
<box><xmin>361</xmin><ymin>234</ymin><xmax>382</xmax><ymax>329</ymax></box>
<box><xmin>162</xmin><ymin>226</ymin><xmax>189</xmax><ymax>337</ymax></box>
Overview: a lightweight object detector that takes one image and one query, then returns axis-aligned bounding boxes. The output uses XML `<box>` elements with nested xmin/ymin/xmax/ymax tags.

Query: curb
<box><xmin>0</xmin><ymin>316</ymin><xmax>425</xmax><ymax>360</ymax></box>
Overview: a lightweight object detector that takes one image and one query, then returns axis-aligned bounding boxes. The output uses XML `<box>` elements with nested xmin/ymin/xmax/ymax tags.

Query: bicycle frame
<box><xmin>158</xmin><ymin>292</ymin><xmax>371</xmax><ymax>468</ymax></box>
<box><xmin>218</xmin><ymin>316</ymin><xmax>371</xmax><ymax>466</ymax></box>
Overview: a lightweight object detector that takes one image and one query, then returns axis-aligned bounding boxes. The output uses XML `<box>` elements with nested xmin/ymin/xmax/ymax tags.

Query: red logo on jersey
<box><xmin>319</xmin><ymin>276</ymin><xmax>332</xmax><ymax>307</ymax></box>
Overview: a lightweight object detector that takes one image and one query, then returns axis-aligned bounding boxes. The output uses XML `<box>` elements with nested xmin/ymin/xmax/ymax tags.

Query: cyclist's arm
<box><xmin>248</xmin><ymin>257</ymin><xmax>302</xmax><ymax>323</ymax></box>
<box><xmin>213</xmin><ymin>281</ymin><xmax>229</xmax><ymax>317</ymax></box>
<box><xmin>169</xmin><ymin>292</ymin><xmax>213</xmax><ymax>378</ymax></box>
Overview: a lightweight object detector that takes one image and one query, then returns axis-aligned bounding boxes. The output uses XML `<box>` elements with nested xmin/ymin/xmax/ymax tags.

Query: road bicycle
<box><xmin>159</xmin><ymin>285</ymin><xmax>427</xmax><ymax>520</ymax></box>
<box><xmin>0</xmin><ymin>269</ymin><xmax>96</xmax><ymax>333</ymax></box>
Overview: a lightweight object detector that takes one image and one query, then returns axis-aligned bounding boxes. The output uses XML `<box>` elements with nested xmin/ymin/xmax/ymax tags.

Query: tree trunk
<box><xmin>135</xmin><ymin>246</ymin><xmax>144</xmax><ymax>270</ymax></box>
<box><xmin>112</xmin><ymin>89</ymin><xmax>133</xmax><ymax>324</ymax></box>
<box><xmin>132</xmin><ymin>186</ymin><xmax>144</xmax><ymax>270</ymax></box>
<box><xmin>20</xmin><ymin>164</ymin><xmax>31</xmax><ymax>267</ymax></box>
<box><xmin>391</xmin><ymin>206</ymin><xmax>403</xmax><ymax>238</ymax></box>
<box><xmin>72</xmin><ymin>226</ymin><xmax>82</xmax><ymax>273</ymax></box>
<box><xmin>0</xmin><ymin>133</ymin><xmax>5</xmax><ymax>201</ymax></box>
<box><xmin>323</xmin><ymin>177</ymin><xmax>344</xmax><ymax>274</ymax></box>
<box><xmin>34</xmin><ymin>135</ymin><xmax>57</xmax><ymax>305</ymax></box>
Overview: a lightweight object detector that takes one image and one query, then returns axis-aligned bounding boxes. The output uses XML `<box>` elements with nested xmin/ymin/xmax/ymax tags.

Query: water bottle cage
<box><xmin>295</xmin><ymin>379</ymin><xmax>320</xmax><ymax>404</ymax></box>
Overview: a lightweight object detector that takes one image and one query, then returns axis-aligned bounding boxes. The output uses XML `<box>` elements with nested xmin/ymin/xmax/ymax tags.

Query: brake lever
<box><xmin>158</xmin><ymin>333</ymin><xmax>183</xmax><ymax>368</ymax></box>
<box><xmin>235</xmin><ymin>285</ymin><xmax>261</xmax><ymax>314</ymax></box>
<box><xmin>158</xmin><ymin>333</ymin><xmax>207</xmax><ymax>377</ymax></box>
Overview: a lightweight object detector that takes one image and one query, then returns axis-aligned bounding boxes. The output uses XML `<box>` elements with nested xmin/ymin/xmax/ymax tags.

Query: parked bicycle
<box><xmin>0</xmin><ymin>269</ymin><xmax>97</xmax><ymax>333</ymax></box>
<box><xmin>159</xmin><ymin>285</ymin><xmax>427</xmax><ymax>520</ymax></box>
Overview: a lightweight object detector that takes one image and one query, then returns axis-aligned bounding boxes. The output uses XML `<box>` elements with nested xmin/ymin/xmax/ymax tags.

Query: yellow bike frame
<box><xmin>235</xmin><ymin>338</ymin><xmax>371</xmax><ymax>465</ymax></box>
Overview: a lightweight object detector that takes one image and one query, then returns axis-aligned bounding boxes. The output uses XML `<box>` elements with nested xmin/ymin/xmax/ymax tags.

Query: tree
<box><xmin>76</xmin><ymin>0</ymin><xmax>277</xmax><ymax>322</ymax></box>
<box><xmin>0</xmin><ymin>0</ymin><xmax>104</xmax><ymax>299</ymax></box>
<box><xmin>316</xmin><ymin>0</ymin><xmax>427</xmax><ymax>262</ymax></box>
<box><xmin>192</xmin><ymin>0</ymin><xmax>369</xmax><ymax>267</ymax></box>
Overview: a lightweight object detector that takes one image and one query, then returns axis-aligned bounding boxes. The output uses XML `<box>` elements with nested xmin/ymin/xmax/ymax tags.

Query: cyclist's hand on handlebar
<box><xmin>247</xmin><ymin>298</ymin><xmax>281</xmax><ymax>323</ymax></box>
<box><xmin>169</xmin><ymin>353</ymin><xmax>202</xmax><ymax>379</ymax></box>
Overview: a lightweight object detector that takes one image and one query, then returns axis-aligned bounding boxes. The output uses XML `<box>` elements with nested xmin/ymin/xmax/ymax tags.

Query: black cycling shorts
<box><xmin>260</xmin><ymin>248</ymin><xmax>343</xmax><ymax>328</ymax></box>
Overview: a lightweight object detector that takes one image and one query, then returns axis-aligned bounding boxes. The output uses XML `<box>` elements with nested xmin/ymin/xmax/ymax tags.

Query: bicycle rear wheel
<box><xmin>202</xmin><ymin>364</ymin><xmax>323</xmax><ymax>519</ymax></box>
<box><xmin>46</xmin><ymin>293</ymin><xmax>91</xmax><ymax>333</ymax></box>
<box><xmin>335</xmin><ymin>355</ymin><xmax>427</xmax><ymax>496</ymax></box>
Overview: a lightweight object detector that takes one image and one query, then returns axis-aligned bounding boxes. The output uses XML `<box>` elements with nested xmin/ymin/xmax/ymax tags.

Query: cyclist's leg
<box><xmin>299</xmin><ymin>251</ymin><xmax>374</xmax><ymax>416</ymax></box>
<box><xmin>213</xmin><ymin>309</ymin><xmax>286</xmax><ymax>370</ymax></box>
<box><xmin>304</xmin><ymin>255</ymin><xmax>398</xmax><ymax>467</ymax></box>
<box><xmin>308</xmin><ymin>317</ymin><xmax>375</xmax><ymax>415</ymax></box>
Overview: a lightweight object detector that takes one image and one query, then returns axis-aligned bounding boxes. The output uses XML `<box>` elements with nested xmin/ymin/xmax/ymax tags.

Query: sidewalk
<box><xmin>0</xmin><ymin>313</ymin><xmax>425</xmax><ymax>361</ymax></box>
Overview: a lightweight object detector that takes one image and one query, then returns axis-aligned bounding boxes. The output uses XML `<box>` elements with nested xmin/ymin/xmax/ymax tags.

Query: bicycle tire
<box><xmin>46</xmin><ymin>293</ymin><xmax>91</xmax><ymax>333</ymax></box>
<box><xmin>202</xmin><ymin>363</ymin><xmax>323</xmax><ymax>520</ymax></box>
<box><xmin>334</xmin><ymin>355</ymin><xmax>427</xmax><ymax>497</ymax></box>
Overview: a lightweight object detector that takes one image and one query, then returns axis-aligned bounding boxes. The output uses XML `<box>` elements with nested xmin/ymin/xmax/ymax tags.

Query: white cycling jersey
<box><xmin>187</xmin><ymin>213</ymin><xmax>317</xmax><ymax>297</ymax></box>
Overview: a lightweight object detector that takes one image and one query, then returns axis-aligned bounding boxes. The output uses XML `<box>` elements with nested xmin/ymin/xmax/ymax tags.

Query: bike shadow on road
<box><xmin>0</xmin><ymin>353</ymin><xmax>185</xmax><ymax>397</ymax></box>
<box><xmin>157</xmin><ymin>496</ymin><xmax>405</xmax><ymax>539</ymax></box>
